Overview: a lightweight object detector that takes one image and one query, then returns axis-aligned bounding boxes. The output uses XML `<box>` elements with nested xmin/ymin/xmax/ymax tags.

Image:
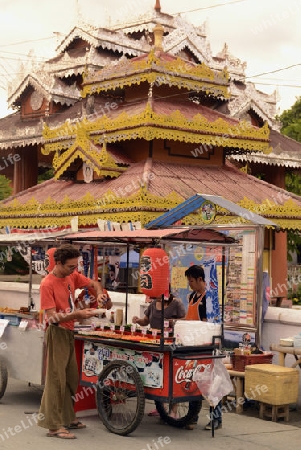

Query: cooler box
<box><xmin>245</xmin><ymin>364</ymin><xmax>299</xmax><ymax>405</ymax></box>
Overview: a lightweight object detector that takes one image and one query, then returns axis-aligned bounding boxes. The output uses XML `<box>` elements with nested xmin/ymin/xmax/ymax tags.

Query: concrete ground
<box><xmin>0</xmin><ymin>378</ymin><xmax>301</xmax><ymax>450</ymax></box>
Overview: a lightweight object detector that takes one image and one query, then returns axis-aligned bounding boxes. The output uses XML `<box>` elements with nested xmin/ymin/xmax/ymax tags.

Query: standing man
<box><xmin>184</xmin><ymin>264</ymin><xmax>222</xmax><ymax>431</ymax></box>
<box><xmin>37</xmin><ymin>244</ymin><xmax>107</xmax><ymax>439</ymax></box>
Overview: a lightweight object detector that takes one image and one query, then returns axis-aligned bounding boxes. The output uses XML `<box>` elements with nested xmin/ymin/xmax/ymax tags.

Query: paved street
<box><xmin>0</xmin><ymin>378</ymin><xmax>301</xmax><ymax>450</ymax></box>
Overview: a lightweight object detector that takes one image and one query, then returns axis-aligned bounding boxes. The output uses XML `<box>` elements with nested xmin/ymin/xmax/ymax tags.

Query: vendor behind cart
<box><xmin>184</xmin><ymin>264</ymin><xmax>222</xmax><ymax>431</ymax></box>
<box><xmin>132</xmin><ymin>291</ymin><xmax>185</xmax><ymax>330</ymax></box>
<box><xmin>37</xmin><ymin>244</ymin><xmax>107</xmax><ymax>440</ymax></box>
<box><xmin>132</xmin><ymin>292</ymin><xmax>186</xmax><ymax>417</ymax></box>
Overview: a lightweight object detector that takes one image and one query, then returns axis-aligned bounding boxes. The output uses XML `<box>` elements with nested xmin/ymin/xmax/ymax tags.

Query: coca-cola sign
<box><xmin>174</xmin><ymin>359</ymin><xmax>212</xmax><ymax>394</ymax></box>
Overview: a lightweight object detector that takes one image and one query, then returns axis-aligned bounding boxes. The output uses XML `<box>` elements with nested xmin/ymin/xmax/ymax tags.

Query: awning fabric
<box><xmin>62</xmin><ymin>227</ymin><xmax>236</xmax><ymax>245</ymax></box>
<box><xmin>119</xmin><ymin>249</ymin><xmax>140</xmax><ymax>268</ymax></box>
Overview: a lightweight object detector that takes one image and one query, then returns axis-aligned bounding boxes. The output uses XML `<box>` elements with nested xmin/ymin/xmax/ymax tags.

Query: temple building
<box><xmin>0</xmin><ymin>1</ymin><xmax>301</xmax><ymax>300</ymax></box>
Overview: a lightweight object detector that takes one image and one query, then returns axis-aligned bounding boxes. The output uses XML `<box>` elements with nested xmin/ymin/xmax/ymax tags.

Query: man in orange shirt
<box><xmin>37</xmin><ymin>244</ymin><xmax>107</xmax><ymax>439</ymax></box>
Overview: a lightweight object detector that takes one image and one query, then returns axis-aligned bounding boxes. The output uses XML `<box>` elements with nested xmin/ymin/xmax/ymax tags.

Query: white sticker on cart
<box><xmin>0</xmin><ymin>319</ymin><xmax>9</xmax><ymax>338</ymax></box>
<box><xmin>82</xmin><ymin>341</ymin><xmax>164</xmax><ymax>388</ymax></box>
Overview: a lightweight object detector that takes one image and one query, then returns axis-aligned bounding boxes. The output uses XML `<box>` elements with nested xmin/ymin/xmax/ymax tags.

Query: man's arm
<box><xmin>132</xmin><ymin>315</ymin><xmax>150</xmax><ymax>327</ymax></box>
<box><xmin>45</xmin><ymin>307</ymin><xmax>100</xmax><ymax>325</ymax></box>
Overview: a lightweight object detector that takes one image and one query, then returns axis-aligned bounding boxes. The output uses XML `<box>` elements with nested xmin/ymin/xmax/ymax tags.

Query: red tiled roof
<box><xmin>3</xmin><ymin>159</ymin><xmax>301</xmax><ymax>209</ymax></box>
<box><xmin>270</xmin><ymin>129</ymin><xmax>301</xmax><ymax>155</ymax></box>
<box><xmin>93</xmin><ymin>97</ymin><xmax>244</xmax><ymax>127</ymax></box>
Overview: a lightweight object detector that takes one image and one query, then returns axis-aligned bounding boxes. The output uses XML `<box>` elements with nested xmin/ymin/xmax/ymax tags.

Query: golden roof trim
<box><xmin>82</xmin><ymin>50</ymin><xmax>230</xmax><ymax>99</ymax></box>
<box><xmin>43</xmin><ymin>103</ymin><xmax>271</xmax><ymax>154</ymax></box>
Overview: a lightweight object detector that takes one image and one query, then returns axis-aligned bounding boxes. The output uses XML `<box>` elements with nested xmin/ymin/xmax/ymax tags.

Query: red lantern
<box><xmin>45</xmin><ymin>247</ymin><xmax>56</xmax><ymax>273</ymax></box>
<box><xmin>140</xmin><ymin>247</ymin><xmax>169</xmax><ymax>297</ymax></box>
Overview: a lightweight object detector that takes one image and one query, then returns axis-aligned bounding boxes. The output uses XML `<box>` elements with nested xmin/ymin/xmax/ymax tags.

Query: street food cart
<box><xmin>0</xmin><ymin>226</ymin><xmax>235</xmax><ymax>436</ymax></box>
<box><xmin>0</xmin><ymin>230</ymin><xmax>72</xmax><ymax>399</ymax></box>
<box><xmin>62</xmin><ymin>227</ymin><xmax>236</xmax><ymax>435</ymax></box>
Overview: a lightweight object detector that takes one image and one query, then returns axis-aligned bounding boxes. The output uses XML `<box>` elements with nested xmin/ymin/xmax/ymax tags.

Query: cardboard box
<box><xmin>245</xmin><ymin>364</ymin><xmax>299</xmax><ymax>405</ymax></box>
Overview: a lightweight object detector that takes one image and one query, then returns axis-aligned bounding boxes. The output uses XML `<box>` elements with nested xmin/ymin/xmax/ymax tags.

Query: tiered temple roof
<box><xmin>0</xmin><ymin>0</ymin><xmax>300</xmax><ymax>232</ymax></box>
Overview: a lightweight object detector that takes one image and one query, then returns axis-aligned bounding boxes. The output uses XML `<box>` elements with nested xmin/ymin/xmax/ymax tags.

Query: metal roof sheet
<box><xmin>0</xmin><ymin>230</ymin><xmax>72</xmax><ymax>245</ymax></box>
<box><xmin>145</xmin><ymin>194</ymin><xmax>278</xmax><ymax>229</ymax></box>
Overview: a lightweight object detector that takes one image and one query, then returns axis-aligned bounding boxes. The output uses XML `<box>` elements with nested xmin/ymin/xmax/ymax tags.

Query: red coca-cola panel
<box><xmin>172</xmin><ymin>357</ymin><xmax>213</xmax><ymax>397</ymax></box>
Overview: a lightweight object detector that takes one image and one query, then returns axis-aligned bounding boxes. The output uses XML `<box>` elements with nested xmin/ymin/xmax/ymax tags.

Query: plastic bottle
<box><xmin>110</xmin><ymin>311</ymin><xmax>115</xmax><ymax>324</ymax></box>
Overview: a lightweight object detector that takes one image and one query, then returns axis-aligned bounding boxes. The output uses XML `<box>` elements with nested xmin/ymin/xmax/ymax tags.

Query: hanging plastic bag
<box><xmin>193</xmin><ymin>358</ymin><xmax>233</xmax><ymax>407</ymax></box>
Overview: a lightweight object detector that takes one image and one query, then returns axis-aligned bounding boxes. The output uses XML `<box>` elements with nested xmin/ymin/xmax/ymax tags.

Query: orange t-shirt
<box><xmin>40</xmin><ymin>271</ymin><xmax>92</xmax><ymax>330</ymax></box>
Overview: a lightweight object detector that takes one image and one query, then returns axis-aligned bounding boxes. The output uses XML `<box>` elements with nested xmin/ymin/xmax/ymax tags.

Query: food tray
<box><xmin>231</xmin><ymin>352</ymin><xmax>273</xmax><ymax>372</ymax></box>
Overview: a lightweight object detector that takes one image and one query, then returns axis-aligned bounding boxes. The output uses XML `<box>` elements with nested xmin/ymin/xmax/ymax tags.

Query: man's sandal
<box><xmin>66</xmin><ymin>421</ymin><xmax>87</xmax><ymax>429</ymax></box>
<box><xmin>47</xmin><ymin>428</ymin><xmax>77</xmax><ymax>439</ymax></box>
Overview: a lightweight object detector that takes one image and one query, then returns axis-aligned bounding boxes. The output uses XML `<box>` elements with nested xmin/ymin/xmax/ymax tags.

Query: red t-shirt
<box><xmin>40</xmin><ymin>271</ymin><xmax>92</xmax><ymax>330</ymax></box>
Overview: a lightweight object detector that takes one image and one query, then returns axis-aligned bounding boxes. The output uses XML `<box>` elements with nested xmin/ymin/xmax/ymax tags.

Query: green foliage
<box><xmin>0</xmin><ymin>175</ymin><xmax>12</xmax><ymax>200</ymax></box>
<box><xmin>38</xmin><ymin>168</ymin><xmax>54</xmax><ymax>184</ymax></box>
<box><xmin>287</xmin><ymin>231</ymin><xmax>301</xmax><ymax>261</ymax></box>
<box><xmin>0</xmin><ymin>247</ymin><xmax>29</xmax><ymax>275</ymax></box>
<box><xmin>280</xmin><ymin>99</ymin><xmax>301</xmax><ymax>261</ymax></box>
<box><xmin>285</xmin><ymin>171</ymin><xmax>301</xmax><ymax>195</ymax></box>
<box><xmin>279</xmin><ymin>97</ymin><xmax>301</xmax><ymax>140</ymax></box>
<box><xmin>288</xmin><ymin>284</ymin><xmax>301</xmax><ymax>305</ymax></box>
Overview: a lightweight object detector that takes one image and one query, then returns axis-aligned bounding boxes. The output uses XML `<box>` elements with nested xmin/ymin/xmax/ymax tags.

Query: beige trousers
<box><xmin>37</xmin><ymin>325</ymin><xmax>78</xmax><ymax>429</ymax></box>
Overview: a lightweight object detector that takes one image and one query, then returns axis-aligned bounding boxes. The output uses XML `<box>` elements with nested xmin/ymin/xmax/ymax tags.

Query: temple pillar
<box><xmin>271</xmin><ymin>231</ymin><xmax>288</xmax><ymax>301</ymax></box>
<box><xmin>13</xmin><ymin>146</ymin><xmax>38</xmax><ymax>194</ymax></box>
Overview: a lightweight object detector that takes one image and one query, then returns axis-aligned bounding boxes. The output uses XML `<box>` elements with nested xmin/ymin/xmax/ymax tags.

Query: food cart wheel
<box><xmin>155</xmin><ymin>400</ymin><xmax>202</xmax><ymax>428</ymax></box>
<box><xmin>0</xmin><ymin>358</ymin><xmax>8</xmax><ymax>399</ymax></box>
<box><xmin>96</xmin><ymin>360</ymin><xmax>145</xmax><ymax>436</ymax></box>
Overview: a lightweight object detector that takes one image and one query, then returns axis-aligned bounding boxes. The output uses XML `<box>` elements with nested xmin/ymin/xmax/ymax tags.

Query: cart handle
<box><xmin>174</xmin><ymin>354</ymin><xmax>225</xmax><ymax>361</ymax></box>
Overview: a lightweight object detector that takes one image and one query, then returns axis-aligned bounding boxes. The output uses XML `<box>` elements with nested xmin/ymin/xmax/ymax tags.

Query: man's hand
<box><xmin>76</xmin><ymin>308</ymin><xmax>100</xmax><ymax>320</ymax></box>
<box><xmin>97</xmin><ymin>292</ymin><xmax>108</xmax><ymax>307</ymax></box>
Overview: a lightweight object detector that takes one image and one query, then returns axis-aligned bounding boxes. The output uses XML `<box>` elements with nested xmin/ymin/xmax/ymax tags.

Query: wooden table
<box><xmin>270</xmin><ymin>344</ymin><xmax>301</xmax><ymax>368</ymax></box>
<box><xmin>227</xmin><ymin>369</ymin><xmax>245</xmax><ymax>414</ymax></box>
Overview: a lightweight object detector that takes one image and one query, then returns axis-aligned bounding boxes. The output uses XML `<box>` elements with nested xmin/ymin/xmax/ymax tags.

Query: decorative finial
<box><xmin>154</xmin><ymin>0</ymin><xmax>161</xmax><ymax>12</ymax></box>
<box><xmin>153</xmin><ymin>23</ymin><xmax>164</xmax><ymax>51</ymax></box>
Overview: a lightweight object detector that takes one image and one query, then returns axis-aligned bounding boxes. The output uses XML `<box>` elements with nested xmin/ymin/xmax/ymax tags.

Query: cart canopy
<box><xmin>61</xmin><ymin>227</ymin><xmax>236</xmax><ymax>246</ymax></box>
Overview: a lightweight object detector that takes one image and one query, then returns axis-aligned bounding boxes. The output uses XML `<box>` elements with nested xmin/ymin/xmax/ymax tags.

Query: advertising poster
<box><xmin>166</xmin><ymin>243</ymin><xmax>221</xmax><ymax>323</ymax></box>
<box><xmin>81</xmin><ymin>341</ymin><xmax>164</xmax><ymax>388</ymax></box>
<box><xmin>224</xmin><ymin>228</ymin><xmax>257</xmax><ymax>328</ymax></box>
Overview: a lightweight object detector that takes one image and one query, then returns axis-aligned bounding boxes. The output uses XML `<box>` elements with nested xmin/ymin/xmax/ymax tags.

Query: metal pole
<box><xmin>221</xmin><ymin>246</ymin><xmax>226</xmax><ymax>345</ymax></box>
<box><xmin>125</xmin><ymin>244</ymin><xmax>129</xmax><ymax>324</ymax></box>
<box><xmin>160</xmin><ymin>293</ymin><xmax>165</xmax><ymax>350</ymax></box>
<box><xmin>28</xmin><ymin>246</ymin><xmax>33</xmax><ymax>310</ymax></box>
<box><xmin>256</xmin><ymin>226</ymin><xmax>264</xmax><ymax>347</ymax></box>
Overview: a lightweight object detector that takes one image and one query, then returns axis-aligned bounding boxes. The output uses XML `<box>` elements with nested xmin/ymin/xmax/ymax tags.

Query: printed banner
<box><xmin>81</xmin><ymin>341</ymin><xmax>164</xmax><ymax>388</ymax></box>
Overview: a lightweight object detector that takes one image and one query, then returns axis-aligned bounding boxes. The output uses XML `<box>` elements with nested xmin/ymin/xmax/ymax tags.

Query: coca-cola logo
<box><xmin>175</xmin><ymin>361</ymin><xmax>211</xmax><ymax>394</ymax></box>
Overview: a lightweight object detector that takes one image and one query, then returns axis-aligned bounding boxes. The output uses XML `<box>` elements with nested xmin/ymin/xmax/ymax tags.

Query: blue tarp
<box><xmin>119</xmin><ymin>250</ymin><xmax>140</xmax><ymax>268</ymax></box>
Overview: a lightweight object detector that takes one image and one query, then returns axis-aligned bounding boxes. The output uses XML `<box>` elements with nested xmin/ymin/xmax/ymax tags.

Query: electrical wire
<box><xmin>0</xmin><ymin>0</ymin><xmax>299</xmax><ymax>111</ymax></box>
<box><xmin>0</xmin><ymin>36</ymin><xmax>58</xmax><ymax>48</ymax></box>
<box><xmin>244</xmin><ymin>63</ymin><xmax>301</xmax><ymax>80</ymax></box>
<box><xmin>169</xmin><ymin>0</ymin><xmax>248</xmax><ymax>15</ymax></box>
